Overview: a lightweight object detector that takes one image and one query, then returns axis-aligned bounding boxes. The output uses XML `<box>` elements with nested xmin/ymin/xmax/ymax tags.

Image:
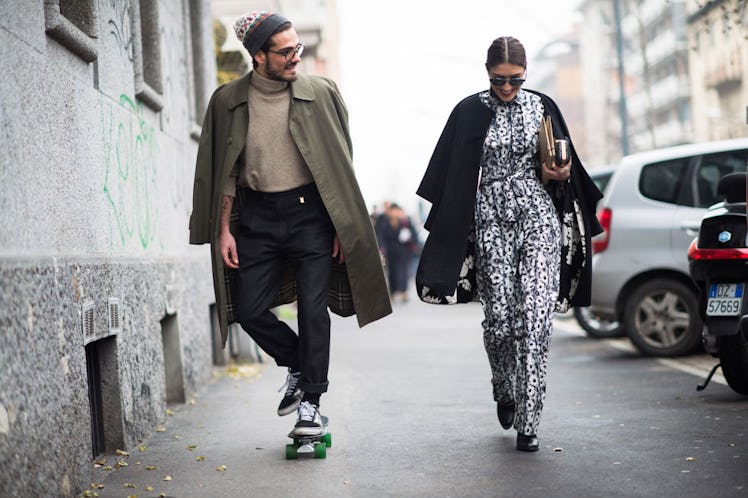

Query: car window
<box><xmin>693</xmin><ymin>149</ymin><xmax>748</xmax><ymax>207</ymax></box>
<box><xmin>591</xmin><ymin>172</ymin><xmax>613</xmax><ymax>194</ymax></box>
<box><xmin>639</xmin><ymin>158</ymin><xmax>690</xmax><ymax>204</ymax></box>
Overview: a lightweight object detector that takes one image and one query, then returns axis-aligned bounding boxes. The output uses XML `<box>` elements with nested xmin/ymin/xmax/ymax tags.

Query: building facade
<box><xmin>687</xmin><ymin>0</ymin><xmax>748</xmax><ymax>141</ymax></box>
<box><xmin>620</xmin><ymin>0</ymin><xmax>694</xmax><ymax>151</ymax></box>
<box><xmin>578</xmin><ymin>0</ymin><xmax>701</xmax><ymax>164</ymax></box>
<box><xmin>0</xmin><ymin>1</ymin><xmax>216</xmax><ymax>495</ymax></box>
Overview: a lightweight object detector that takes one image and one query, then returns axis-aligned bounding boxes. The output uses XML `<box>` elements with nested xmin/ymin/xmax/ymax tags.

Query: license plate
<box><xmin>707</xmin><ymin>283</ymin><xmax>744</xmax><ymax>316</ymax></box>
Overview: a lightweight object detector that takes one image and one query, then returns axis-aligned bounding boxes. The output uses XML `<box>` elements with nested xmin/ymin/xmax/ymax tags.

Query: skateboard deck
<box><xmin>285</xmin><ymin>415</ymin><xmax>331</xmax><ymax>459</ymax></box>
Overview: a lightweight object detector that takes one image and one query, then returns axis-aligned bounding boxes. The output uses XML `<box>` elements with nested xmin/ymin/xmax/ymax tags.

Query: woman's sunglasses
<box><xmin>489</xmin><ymin>76</ymin><xmax>526</xmax><ymax>88</ymax></box>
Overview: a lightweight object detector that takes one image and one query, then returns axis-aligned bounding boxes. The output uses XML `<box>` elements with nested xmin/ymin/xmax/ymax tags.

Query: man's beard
<box><xmin>265</xmin><ymin>62</ymin><xmax>298</xmax><ymax>82</ymax></box>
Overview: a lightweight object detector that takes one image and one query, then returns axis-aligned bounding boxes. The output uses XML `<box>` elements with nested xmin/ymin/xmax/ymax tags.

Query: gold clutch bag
<box><xmin>538</xmin><ymin>115</ymin><xmax>555</xmax><ymax>168</ymax></box>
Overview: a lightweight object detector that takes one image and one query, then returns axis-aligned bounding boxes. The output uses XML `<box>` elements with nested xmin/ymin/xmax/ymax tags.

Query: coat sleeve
<box><xmin>417</xmin><ymin>109</ymin><xmax>457</xmax><ymax>207</ymax></box>
<box><xmin>189</xmin><ymin>91</ymin><xmax>217</xmax><ymax>245</ymax></box>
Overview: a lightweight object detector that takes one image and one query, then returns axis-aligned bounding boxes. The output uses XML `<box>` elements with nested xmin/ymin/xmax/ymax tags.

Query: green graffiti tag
<box><xmin>103</xmin><ymin>94</ymin><xmax>159</xmax><ymax>249</ymax></box>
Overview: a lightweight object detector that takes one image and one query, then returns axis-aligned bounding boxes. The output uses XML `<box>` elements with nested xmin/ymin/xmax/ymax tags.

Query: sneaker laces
<box><xmin>278</xmin><ymin>370</ymin><xmax>300</xmax><ymax>396</ymax></box>
<box><xmin>298</xmin><ymin>401</ymin><xmax>318</xmax><ymax>422</ymax></box>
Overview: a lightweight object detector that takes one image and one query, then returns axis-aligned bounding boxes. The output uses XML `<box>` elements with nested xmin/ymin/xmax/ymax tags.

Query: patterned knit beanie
<box><xmin>234</xmin><ymin>10</ymin><xmax>290</xmax><ymax>57</ymax></box>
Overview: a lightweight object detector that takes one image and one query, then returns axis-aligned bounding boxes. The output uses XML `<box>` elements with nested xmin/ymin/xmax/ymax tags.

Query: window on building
<box><xmin>133</xmin><ymin>0</ymin><xmax>163</xmax><ymax>111</ymax></box>
<box><xmin>44</xmin><ymin>0</ymin><xmax>98</xmax><ymax>62</ymax></box>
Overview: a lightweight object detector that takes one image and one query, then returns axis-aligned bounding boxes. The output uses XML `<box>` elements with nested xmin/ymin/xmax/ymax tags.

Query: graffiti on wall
<box><xmin>107</xmin><ymin>0</ymin><xmax>134</xmax><ymax>61</ymax></box>
<box><xmin>102</xmin><ymin>94</ymin><xmax>159</xmax><ymax>250</ymax></box>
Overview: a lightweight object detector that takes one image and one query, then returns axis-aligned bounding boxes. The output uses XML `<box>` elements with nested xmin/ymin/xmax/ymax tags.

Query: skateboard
<box><xmin>285</xmin><ymin>415</ymin><xmax>331</xmax><ymax>459</ymax></box>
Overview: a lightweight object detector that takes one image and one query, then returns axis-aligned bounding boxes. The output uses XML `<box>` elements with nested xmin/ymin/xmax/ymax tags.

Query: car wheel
<box><xmin>573</xmin><ymin>307</ymin><xmax>625</xmax><ymax>338</ymax></box>
<box><xmin>623</xmin><ymin>278</ymin><xmax>702</xmax><ymax>357</ymax></box>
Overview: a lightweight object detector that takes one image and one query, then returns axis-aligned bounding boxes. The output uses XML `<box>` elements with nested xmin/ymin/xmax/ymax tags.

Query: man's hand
<box><xmin>220</xmin><ymin>230</ymin><xmax>239</xmax><ymax>269</ymax></box>
<box><xmin>542</xmin><ymin>159</ymin><xmax>571</xmax><ymax>183</ymax></box>
<box><xmin>332</xmin><ymin>233</ymin><xmax>345</xmax><ymax>264</ymax></box>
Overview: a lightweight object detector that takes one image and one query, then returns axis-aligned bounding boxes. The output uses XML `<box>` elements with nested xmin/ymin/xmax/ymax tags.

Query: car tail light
<box><xmin>592</xmin><ymin>207</ymin><xmax>612</xmax><ymax>254</ymax></box>
<box><xmin>687</xmin><ymin>239</ymin><xmax>748</xmax><ymax>260</ymax></box>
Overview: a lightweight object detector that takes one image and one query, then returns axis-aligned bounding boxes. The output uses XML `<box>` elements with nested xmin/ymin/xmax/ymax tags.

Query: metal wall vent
<box><xmin>108</xmin><ymin>298</ymin><xmax>121</xmax><ymax>333</ymax></box>
<box><xmin>81</xmin><ymin>300</ymin><xmax>95</xmax><ymax>341</ymax></box>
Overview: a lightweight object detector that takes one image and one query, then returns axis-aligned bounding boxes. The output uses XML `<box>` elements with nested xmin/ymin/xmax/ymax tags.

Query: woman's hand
<box><xmin>542</xmin><ymin>159</ymin><xmax>571</xmax><ymax>183</ymax></box>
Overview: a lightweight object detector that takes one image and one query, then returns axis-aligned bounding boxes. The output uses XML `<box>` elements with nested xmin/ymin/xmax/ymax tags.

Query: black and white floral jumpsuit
<box><xmin>474</xmin><ymin>89</ymin><xmax>561</xmax><ymax>436</ymax></box>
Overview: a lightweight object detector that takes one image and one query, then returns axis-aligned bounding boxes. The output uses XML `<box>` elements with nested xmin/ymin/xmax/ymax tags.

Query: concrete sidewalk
<box><xmin>91</xmin><ymin>300</ymin><xmax>748</xmax><ymax>497</ymax></box>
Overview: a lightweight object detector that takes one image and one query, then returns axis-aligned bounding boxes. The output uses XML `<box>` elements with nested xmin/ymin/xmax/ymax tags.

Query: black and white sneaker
<box><xmin>277</xmin><ymin>369</ymin><xmax>302</xmax><ymax>416</ymax></box>
<box><xmin>292</xmin><ymin>401</ymin><xmax>324</xmax><ymax>436</ymax></box>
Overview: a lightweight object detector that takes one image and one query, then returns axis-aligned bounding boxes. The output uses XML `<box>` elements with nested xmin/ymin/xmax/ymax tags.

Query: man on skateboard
<box><xmin>189</xmin><ymin>10</ymin><xmax>390</xmax><ymax>437</ymax></box>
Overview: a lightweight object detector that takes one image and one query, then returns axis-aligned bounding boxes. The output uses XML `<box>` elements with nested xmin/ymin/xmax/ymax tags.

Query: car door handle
<box><xmin>680</xmin><ymin>221</ymin><xmax>700</xmax><ymax>237</ymax></box>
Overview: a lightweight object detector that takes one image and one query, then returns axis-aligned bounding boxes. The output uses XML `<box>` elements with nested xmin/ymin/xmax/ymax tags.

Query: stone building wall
<box><xmin>0</xmin><ymin>1</ymin><xmax>217</xmax><ymax>495</ymax></box>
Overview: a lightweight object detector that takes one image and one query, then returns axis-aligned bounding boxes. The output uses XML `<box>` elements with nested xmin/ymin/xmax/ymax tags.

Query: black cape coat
<box><xmin>415</xmin><ymin>89</ymin><xmax>604</xmax><ymax>309</ymax></box>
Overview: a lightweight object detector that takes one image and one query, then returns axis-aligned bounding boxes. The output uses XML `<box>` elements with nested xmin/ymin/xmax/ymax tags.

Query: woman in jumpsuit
<box><xmin>416</xmin><ymin>36</ymin><xmax>602</xmax><ymax>452</ymax></box>
<box><xmin>475</xmin><ymin>36</ymin><xmax>569</xmax><ymax>453</ymax></box>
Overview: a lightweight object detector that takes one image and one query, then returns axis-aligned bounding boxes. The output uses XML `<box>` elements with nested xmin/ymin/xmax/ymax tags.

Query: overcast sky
<box><xmin>336</xmin><ymin>0</ymin><xmax>582</xmax><ymax>217</ymax></box>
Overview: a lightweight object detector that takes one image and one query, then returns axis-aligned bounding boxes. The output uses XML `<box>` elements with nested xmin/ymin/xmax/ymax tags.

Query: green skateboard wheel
<box><xmin>313</xmin><ymin>442</ymin><xmax>327</xmax><ymax>459</ymax></box>
<box><xmin>321</xmin><ymin>432</ymin><xmax>332</xmax><ymax>448</ymax></box>
<box><xmin>285</xmin><ymin>443</ymin><xmax>298</xmax><ymax>459</ymax></box>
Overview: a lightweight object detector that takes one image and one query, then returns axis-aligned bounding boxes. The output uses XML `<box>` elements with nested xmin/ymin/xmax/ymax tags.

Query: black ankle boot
<box><xmin>516</xmin><ymin>433</ymin><xmax>539</xmax><ymax>452</ymax></box>
<box><xmin>497</xmin><ymin>402</ymin><xmax>515</xmax><ymax>430</ymax></box>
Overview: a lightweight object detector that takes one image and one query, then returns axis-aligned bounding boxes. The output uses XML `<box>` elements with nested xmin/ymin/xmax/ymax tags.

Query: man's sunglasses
<box><xmin>489</xmin><ymin>76</ymin><xmax>526</xmax><ymax>88</ymax></box>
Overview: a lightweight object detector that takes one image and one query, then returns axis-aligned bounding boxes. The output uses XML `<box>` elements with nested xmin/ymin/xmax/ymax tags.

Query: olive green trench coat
<box><xmin>189</xmin><ymin>72</ymin><xmax>391</xmax><ymax>346</ymax></box>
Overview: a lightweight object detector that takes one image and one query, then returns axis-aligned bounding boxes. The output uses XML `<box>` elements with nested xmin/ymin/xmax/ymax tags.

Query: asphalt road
<box><xmin>94</xmin><ymin>299</ymin><xmax>748</xmax><ymax>498</ymax></box>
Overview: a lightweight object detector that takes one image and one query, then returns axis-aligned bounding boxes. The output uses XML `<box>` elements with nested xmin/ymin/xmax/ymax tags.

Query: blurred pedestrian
<box><xmin>189</xmin><ymin>10</ymin><xmax>390</xmax><ymax>439</ymax></box>
<box><xmin>376</xmin><ymin>203</ymin><xmax>419</xmax><ymax>303</ymax></box>
<box><xmin>416</xmin><ymin>37</ymin><xmax>603</xmax><ymax>451</ymax></box>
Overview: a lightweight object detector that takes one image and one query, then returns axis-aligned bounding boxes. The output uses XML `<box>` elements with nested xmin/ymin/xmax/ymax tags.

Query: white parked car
<box><xmin>589</xmin><ymin>138</ymin><xmax>748</xmax><ymax>356</ymax></box>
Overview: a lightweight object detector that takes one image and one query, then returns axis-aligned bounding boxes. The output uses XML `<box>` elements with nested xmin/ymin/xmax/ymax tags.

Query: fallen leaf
<box><xmin>90</xmin><ymin>483</ymin><xmax>104</xmax><ymax>489</ymax></box>
<box><xmin>116</xmin><ymin>449</ymin><xmax>130</xmax><ymax>457</ymax></box>
<box><xmin>124</xmin><ymin>483</ymin><xmax>136</xmax><ymax>488</ymax></box>
<box><xmin>126</xmin><ymin>495</ymin><xmax>137</xmax><ymax>498</ymax></box>
<box><xmin>146</xmin><ymin>465</ymin><xmax>158</xmax><ymax>471</ymax></box>
<box><xmin>102</xmin><ymin>466</ymin><xmax>114</xmax><ymax>471</ymax></box>
<box><xmin>216</xmin><ymin>465</ymin><xmax>227</xmax><ymax>472</ymax></box>
<box><xmin>163</xmin><ymin>475</ymin><xmax>173</xmax><ymax>481</ymax></box>
<box><xmin>145</xmin><ymin>485</ymin><xmax>154</xmax><ymax>491</ymax></box>
<box><xmin>187</xmin><ymin>444</ymin><xmax>197</xmax><ymax>451</ymax></box>
<box><xmin>196</xmin><ymin>455</ymin><xmax>205</xmax><ymax>462</ymax></box>
<box><xmin>166</xmin><ymin>409</ymin><xmax>174</xmax><ymax>416</ymax></box>
<box><xmin>155</xmin><ymin>426</ymin><xmax>166</xmax><ymax>432</ymax></box>
<box><xmin>553</xmin><ymin>447</ymin><xmax>563</xmax><ymax>452</ymax></box>
<box><xmin>139</xmin><ymin>445</ymin><xmax>147</xmax><ymax>452</ymax></box>
<box><xmin>94</xmin><ymin>459</ymin><xmax>107</xmax><ymax>467</ymax></box>
<box><xmin>343</xmin><ymin>480</ymin><xmax>352</xmax><ymax>485</ymax></box>
<box><xmin>188</xmin><ymin>398</ymin><xmax>197</xmax><ymax>405</ymax></box>
<box><xmin>174</xmin><ymin>435</ymin><xmax>183</xmax><ymax>440</ymax></box>
<box><xmin>686</xmin><ymin>456</ymin><xmax>695</xmax><ymax>462</ymax></box>
<box><xmin>115</xmin><ymin>460</ymin><xmax>128</xmax><ymax>468</ymax></box>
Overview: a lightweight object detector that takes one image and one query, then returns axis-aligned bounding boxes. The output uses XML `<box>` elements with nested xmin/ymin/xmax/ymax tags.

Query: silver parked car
<box><xmin>589</xmin><ymin>138</ymin><xmax>748</xmax><ymax>356</ymax></box>
<box><xmin>574</xmin><ymin>164</ymin><xmax>625</xmax><ymax>338</ymax></box>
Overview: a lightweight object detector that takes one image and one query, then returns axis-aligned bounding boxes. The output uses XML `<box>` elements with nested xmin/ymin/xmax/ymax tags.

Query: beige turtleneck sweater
<box><xmin>224</xmin><ymin>72</ymin><xmax>313</xmax><ymax>196</ymax></box>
